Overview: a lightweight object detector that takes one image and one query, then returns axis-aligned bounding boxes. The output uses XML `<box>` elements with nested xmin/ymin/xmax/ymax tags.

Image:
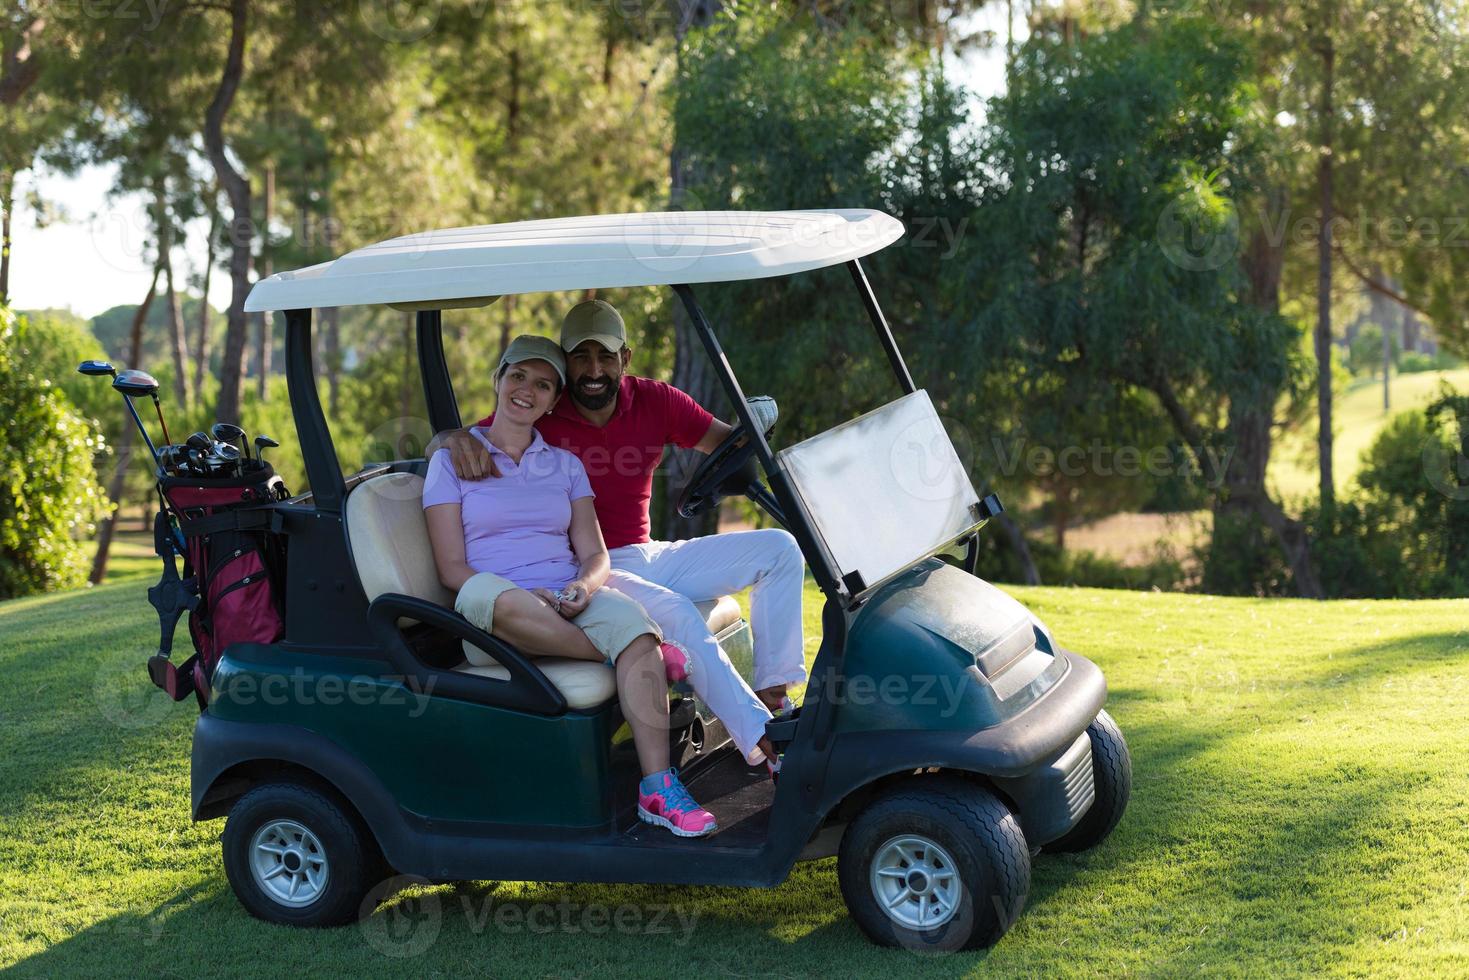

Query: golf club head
<box><xmin>186</xmin><ymin>432</ymin><xmax>213</xmax><ymax>452</ymax></box>
<box><xmin>212</xmin><ymin>422</ymin><xmax>245</xmax><ymax>445</ymax></box>
<box><xmin>112</xmin><ymin>369</ymin><xmax>160</xmax><ymax>398</ymax></box>
<box><xmin>78</xmin><ymin>360</ymin><xmax>117</xmax><ymax>377</ymax></box>
<box><xmin>215</xmin><ymin>442</ymin><xmax>242</xmax><ymax>462</ymax></box>
<box><xmin>254</xmin><ymin>436</ymin><xmax>279</xmax><ymax>452</ymax></box>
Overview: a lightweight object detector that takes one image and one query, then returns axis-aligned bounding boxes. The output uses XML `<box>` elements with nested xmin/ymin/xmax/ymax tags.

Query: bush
<box><xmin>1310</xmin><ymin>397</ymin><xmax>1469</xmax><ymax>597</ymax></box>
<box><xmin>1396</xmin><ymin>350</ymin><xmax>1462</xmax><ymax>375</ymax></box>
<box><xmin>0</xmin><ymin>308</ymin><xmax>110</xmax><ymax>598</ymax></box>
<box><xmin>1200</xmin><ymin>507</ymin><xmax>1294</xmax><ymax>597</ymax></box>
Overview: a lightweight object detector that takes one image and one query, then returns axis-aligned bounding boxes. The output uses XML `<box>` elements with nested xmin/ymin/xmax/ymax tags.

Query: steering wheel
<box><xmin>677</xmin><ymin>397</ymin><xmax>777</xmax><ymax>519</ymax></box>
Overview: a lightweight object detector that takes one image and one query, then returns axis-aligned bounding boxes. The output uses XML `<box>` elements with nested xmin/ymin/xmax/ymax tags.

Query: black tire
<box><xmin>1046</xmin><ymin>709</ymin><xmax>1131</xmax><ymax>853</ymax></box>
<box><xmin>222</xmin><ymin>781</ymin><xmax>380</xmax><ymax>927</ymax></box>
<box><xmin>837</xmin><ymin>779</ymin><xmax>1031</xmax><ymax>952</ymax></box>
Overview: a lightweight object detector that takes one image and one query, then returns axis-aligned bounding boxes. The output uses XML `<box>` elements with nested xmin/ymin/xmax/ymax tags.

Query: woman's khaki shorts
<box><xmin>455</xmin><ymin>572</ymin><xmax>662</xmax><ymax>666</ymax></box>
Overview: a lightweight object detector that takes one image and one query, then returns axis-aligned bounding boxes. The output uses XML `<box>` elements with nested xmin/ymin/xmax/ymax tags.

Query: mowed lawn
<box><xmin>2</xmin><ymin>576</ymin><xmax>1468</xmax><ymax>977</ymax></box>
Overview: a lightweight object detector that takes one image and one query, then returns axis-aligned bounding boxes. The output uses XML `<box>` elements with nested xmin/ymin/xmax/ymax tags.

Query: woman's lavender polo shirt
<box><xmin>422</xmin><ymin>427</ymin><xmax>594</xmax><ymax>591</ymax></box>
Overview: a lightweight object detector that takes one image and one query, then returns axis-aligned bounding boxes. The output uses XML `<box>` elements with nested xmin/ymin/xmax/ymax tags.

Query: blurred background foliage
<box><xmin>2</xmin><ymin>0</ymin><xmax>1467</xmax><ymax>599</ymax></box>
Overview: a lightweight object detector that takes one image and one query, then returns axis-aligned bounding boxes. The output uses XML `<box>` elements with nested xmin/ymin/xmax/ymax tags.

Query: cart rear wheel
<box><xmin>222</xmin><ymin>782</ymin><xmax>379</xmax><ymax>927</ymax></box>
<box><xmin>1045</xmin><ymin>709</ymin><xmax>1131</xmax><ymax>853</ymax></box>
<box><xmin>838</xmin><ymin>779</ymin><xmax>1030</xmax><ymax>951</ymax></box>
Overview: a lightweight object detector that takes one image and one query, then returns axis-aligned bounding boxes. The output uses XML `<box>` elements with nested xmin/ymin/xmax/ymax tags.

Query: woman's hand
<box><xmin>531</xmin><ymin>588</ymin><xmax>572</xmax><ymax>618</ymax></box>
<box><xmin>557</xmin><ymin>579</ymin><xmax>594</xmax><ymax>618</ymax></box>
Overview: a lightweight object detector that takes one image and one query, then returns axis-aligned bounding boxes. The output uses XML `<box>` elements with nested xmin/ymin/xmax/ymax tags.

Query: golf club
<box><xmin>213</xmin><ymin>422</ymin><xmax>248</xmax><ymax>459</ymax></box>
<box><xmin>81</xmin><ymin>362</ymin><xmax>159</xmax><ymax>459</ymax></box>
<box><xmin>78</xmin><ymin>360</ymin><xmax>117</xmax><ymax>378</ymax></box>
<box><xmin>112</xmin><ymin>369</ymin><xmax>173</xmax><ymax>447</ymax></box>
<box><xmin>254</xmin><ymin>436</ymin><xmax>278</xmax><ymax>464</ymax></box>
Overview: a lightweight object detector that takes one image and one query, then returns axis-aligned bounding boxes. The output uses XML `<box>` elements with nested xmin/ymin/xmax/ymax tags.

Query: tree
<box><xmin>201</xmin><ymin>0</ymin><xmax>252</xmax><ymax>427</ymax></box>
<box><xmin>960</xmin><ymin>17</ymin><xmax>1321</xmax><ymax>595</ymax></box>
<box><xmin>1</xmin><ymin>5</ymin><xmax>85</xmax><ymax>306</ymax></box>
<box><xmin>89</xmin><ymin>265</ymin><xmax>160</xmax><ymax>585</ymax></box>
<box><xmin>1204</xmin><ymin>0</ymin><xmax>1469</xmax><ymax>508</ymax></box>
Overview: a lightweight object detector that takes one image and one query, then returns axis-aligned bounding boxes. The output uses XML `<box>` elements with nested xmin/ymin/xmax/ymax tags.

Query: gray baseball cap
<box><xmin>561</xmin><ymin>299</ymin><xmax>627</xmax><ymax>353</ymax></box>
<box><xmin>498</xmin><ymin>334</ymin><xmax>567</xmax><ymax>387</ymax></box>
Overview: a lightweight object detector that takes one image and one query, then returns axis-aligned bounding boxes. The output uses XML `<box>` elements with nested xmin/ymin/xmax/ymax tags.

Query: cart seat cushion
<box><xmin>458</xmin><ymin>595</ymin><xmax>740</xmax><ymax>676</ymax></box>
<box><xmin>693</xmin><ymin>595</ymin><xmax>742</xmax><ymax>635</ymax></box>
<box><xmin>456</xmin><ymin>659</ymin><xmax>616</xmax><ymax>711</ymax></box>
<box><xmin>346</xmin><ymin>472</ymin><xmax>455</xmax><ymax>608</ymax></box>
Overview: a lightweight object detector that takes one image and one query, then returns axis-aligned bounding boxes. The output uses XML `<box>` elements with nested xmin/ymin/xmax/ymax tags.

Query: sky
<box><xmin>6</xmin><ymin>6</ymin><xmax>1023</xmax><ymax>321</ymax></box>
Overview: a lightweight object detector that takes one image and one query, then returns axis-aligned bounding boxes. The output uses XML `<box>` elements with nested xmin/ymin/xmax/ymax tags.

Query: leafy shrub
<box><xmin>1310</xmin><ymin>396</ymin><xmax>1469</xmax><ymax>597</ymax></box>
<box><xmin>0</xmin><ymin>308</ymin><xmax>110</xmax><ymax>598</ymax></box>
<box><xmin>1396</xmin><ymin>350</ymin><xmax>1463</xmax><ymax>375</ymax></box>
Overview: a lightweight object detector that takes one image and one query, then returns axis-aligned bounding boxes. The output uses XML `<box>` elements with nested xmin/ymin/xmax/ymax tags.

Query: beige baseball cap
<box><xmin>497</xmin><ymin>334</ymin><xmax>566</xmax><ymax>387</ymax></box>
<box><xmin>561</xmin><ymin>299</ymin><xmax>628</xmax><ymax>353</ymax></box>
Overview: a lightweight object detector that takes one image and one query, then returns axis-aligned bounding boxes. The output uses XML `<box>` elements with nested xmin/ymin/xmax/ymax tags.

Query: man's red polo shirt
<box><xmin>478</xmin><ymin>375</ymin><xmax>713</xmax><ymax>549</ymax></box>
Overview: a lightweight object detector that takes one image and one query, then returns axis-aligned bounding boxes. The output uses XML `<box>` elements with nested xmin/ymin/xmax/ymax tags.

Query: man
<box><xmin>430</xmin><ymin>299</ymin><xmax>806</xmax><ymax>726</ymax></box>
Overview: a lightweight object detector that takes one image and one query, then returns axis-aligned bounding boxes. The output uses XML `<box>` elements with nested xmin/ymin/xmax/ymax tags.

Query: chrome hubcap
<box><xmin>250</xmin><ymin>820</ymin><xmax>329</xmax><ymax>908</ymax></box>
<box><xmin>870</xmin><ymin>835</ymin><xmax>962</xmax><ymax>930</ymax></box>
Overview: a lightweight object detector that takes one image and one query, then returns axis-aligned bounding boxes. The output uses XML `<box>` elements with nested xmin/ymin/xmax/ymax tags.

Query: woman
<box><xmin>423</xmin><ymin>335</ymin><xmax>715</xmax><ymax>837</ymax></box>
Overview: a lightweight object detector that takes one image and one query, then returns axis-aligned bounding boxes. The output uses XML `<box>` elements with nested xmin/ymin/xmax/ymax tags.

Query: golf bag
<box><xmin>146</xmin><ymin>465</ymin><xmax>289</xmax><ymax>708</ymax></box>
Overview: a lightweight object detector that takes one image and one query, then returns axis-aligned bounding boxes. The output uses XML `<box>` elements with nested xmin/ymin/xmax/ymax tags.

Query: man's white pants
<box><xmin>606</xmin><ymin>528</ymin><xmax>807</xmax><ymax>764</ymax></box>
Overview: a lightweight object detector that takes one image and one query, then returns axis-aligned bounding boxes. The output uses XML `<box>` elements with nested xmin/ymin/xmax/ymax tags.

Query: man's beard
<box><xmin>570</xmin><ymin>377</ymin><xmax>617</xmax><ymax>410</ymax></box>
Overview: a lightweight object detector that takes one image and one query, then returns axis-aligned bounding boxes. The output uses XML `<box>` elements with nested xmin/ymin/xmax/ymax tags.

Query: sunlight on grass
<box><xmin>1269</xmin><ymin>368</ymin><xmax>1469</xmax><ymax>502</ymax></box>
<box><xmin>2</xmin><ymin>579</ymin><xmax>1468</xmax><ymax>976</ymax></box>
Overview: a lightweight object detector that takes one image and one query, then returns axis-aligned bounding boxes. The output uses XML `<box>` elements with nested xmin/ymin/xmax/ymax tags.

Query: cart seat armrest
<box><xmin>367</xmin><ymin>593</ymin><xmax>568</xmax><ymax>716</ymax></box>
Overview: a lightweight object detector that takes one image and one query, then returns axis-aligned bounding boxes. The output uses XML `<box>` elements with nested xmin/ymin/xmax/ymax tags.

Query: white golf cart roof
<box><xmin>244</xmin><ymin>209</ymin><xmax>905</xmax><ymax>314</ymax></box>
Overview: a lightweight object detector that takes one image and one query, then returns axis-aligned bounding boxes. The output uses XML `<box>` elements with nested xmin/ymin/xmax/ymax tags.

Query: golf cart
<box><xmin>172</xmin><ymin>209</ymin><xmax>1130</xmax><ymax>951</ymax></box>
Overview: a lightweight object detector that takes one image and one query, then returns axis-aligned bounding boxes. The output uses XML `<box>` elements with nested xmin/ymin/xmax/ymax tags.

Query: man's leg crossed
<box><xmin>603</xmin><ymin>569</ymin><xmax>772</xmax><ymax>763</ymax></box>
<box><xmin>609</xmin><ymin>530</ymin><xmax>807</xmax><ymax>693</ymax></box>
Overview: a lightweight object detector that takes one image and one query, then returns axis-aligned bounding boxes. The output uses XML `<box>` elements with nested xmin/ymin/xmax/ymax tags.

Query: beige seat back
<box><xmin>345</xmin><ymin>472</ymin><xmax>455</xmax><ymax>609</ymax></box>
<box><xmin>344</xmin><ymin>471</ymin><xmax>620</xmax><ymax>710</ymax></box>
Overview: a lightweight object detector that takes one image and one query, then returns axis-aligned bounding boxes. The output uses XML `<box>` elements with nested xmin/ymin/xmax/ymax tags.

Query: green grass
<box><xmin>1270</xmin><ymin>368</ymin><xmax>1469</xmax><ymax>502</ymax></box>
<box><xmin>3</xmin><ymin>579</ymin><xmax>1468</xmax><ymax>976</ymax></box>
<box><xmin>101</xmin><ymin>530</ymin><xmax>160</xmax><ymax>583</ymax></box>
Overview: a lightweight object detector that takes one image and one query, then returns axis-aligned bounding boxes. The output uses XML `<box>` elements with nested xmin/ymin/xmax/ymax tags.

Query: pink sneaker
<box><xmin>660</xmin><ymin>641</ymin><xmax>692</xmax><ymax>684</ymax></box>
<box><xmin>637</xmin><ymin>768</ymin><xmax>717</xmax><ymax>838</ymax></box>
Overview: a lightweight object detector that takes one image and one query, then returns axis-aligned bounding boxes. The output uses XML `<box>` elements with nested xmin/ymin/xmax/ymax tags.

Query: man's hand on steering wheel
<box><xmin>678</xmin><ymin>396</ymin><xmax>778</xmax><ymax>519</ymax></box>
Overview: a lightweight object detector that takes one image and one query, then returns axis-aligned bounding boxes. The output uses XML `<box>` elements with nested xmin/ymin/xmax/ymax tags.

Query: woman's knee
<box><xmin>616</xmin><ymin>632</ymin><xmax>661</xmax><ymax>668</ymax></box>
<box><xmin>490</xmin><ymin>587</ymin><xmax>553</xmax><ymax>630</ymax></box>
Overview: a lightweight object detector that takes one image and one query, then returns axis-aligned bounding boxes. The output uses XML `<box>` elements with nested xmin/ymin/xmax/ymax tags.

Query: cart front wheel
<box><xmin>222</xmin><ymin>781</ymin><xmax>379</xmax><ymax>927</ymax></box>
<box><xmin>1045</xmin><ymin>709</ymin><xmax>1131</xmax><ymax>853</ymax></box>
<box><xmin>838</xmin><ymin>779</ymin><xmax>1030</xmax><ymax>951</ymax></box>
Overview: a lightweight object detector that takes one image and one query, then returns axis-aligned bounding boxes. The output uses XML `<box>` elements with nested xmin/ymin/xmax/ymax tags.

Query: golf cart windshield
<box><xmin>777</xmin><ymin>391</ymin><xmax>981</xmax><ymax>593</ymax></box>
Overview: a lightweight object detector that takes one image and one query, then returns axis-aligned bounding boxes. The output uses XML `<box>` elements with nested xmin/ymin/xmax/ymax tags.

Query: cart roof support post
<box><xmin>847</xmin><ymin>259</ymin><xmax>915</xmax><ymax>395</ymax></box>
<box><xmin>671</xmin><ymin>283</ymin><xmax>844</xmax><ymax>600</ymax></box>
<box><xmin>285</xmin><ymin>308</ymin><xmax>346</xmax><ymax>513</ymax></box>
<box><xmin>417</xmin><ymin>310</ymin><xmax>462</xmax><ymax>434</ymax></box>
